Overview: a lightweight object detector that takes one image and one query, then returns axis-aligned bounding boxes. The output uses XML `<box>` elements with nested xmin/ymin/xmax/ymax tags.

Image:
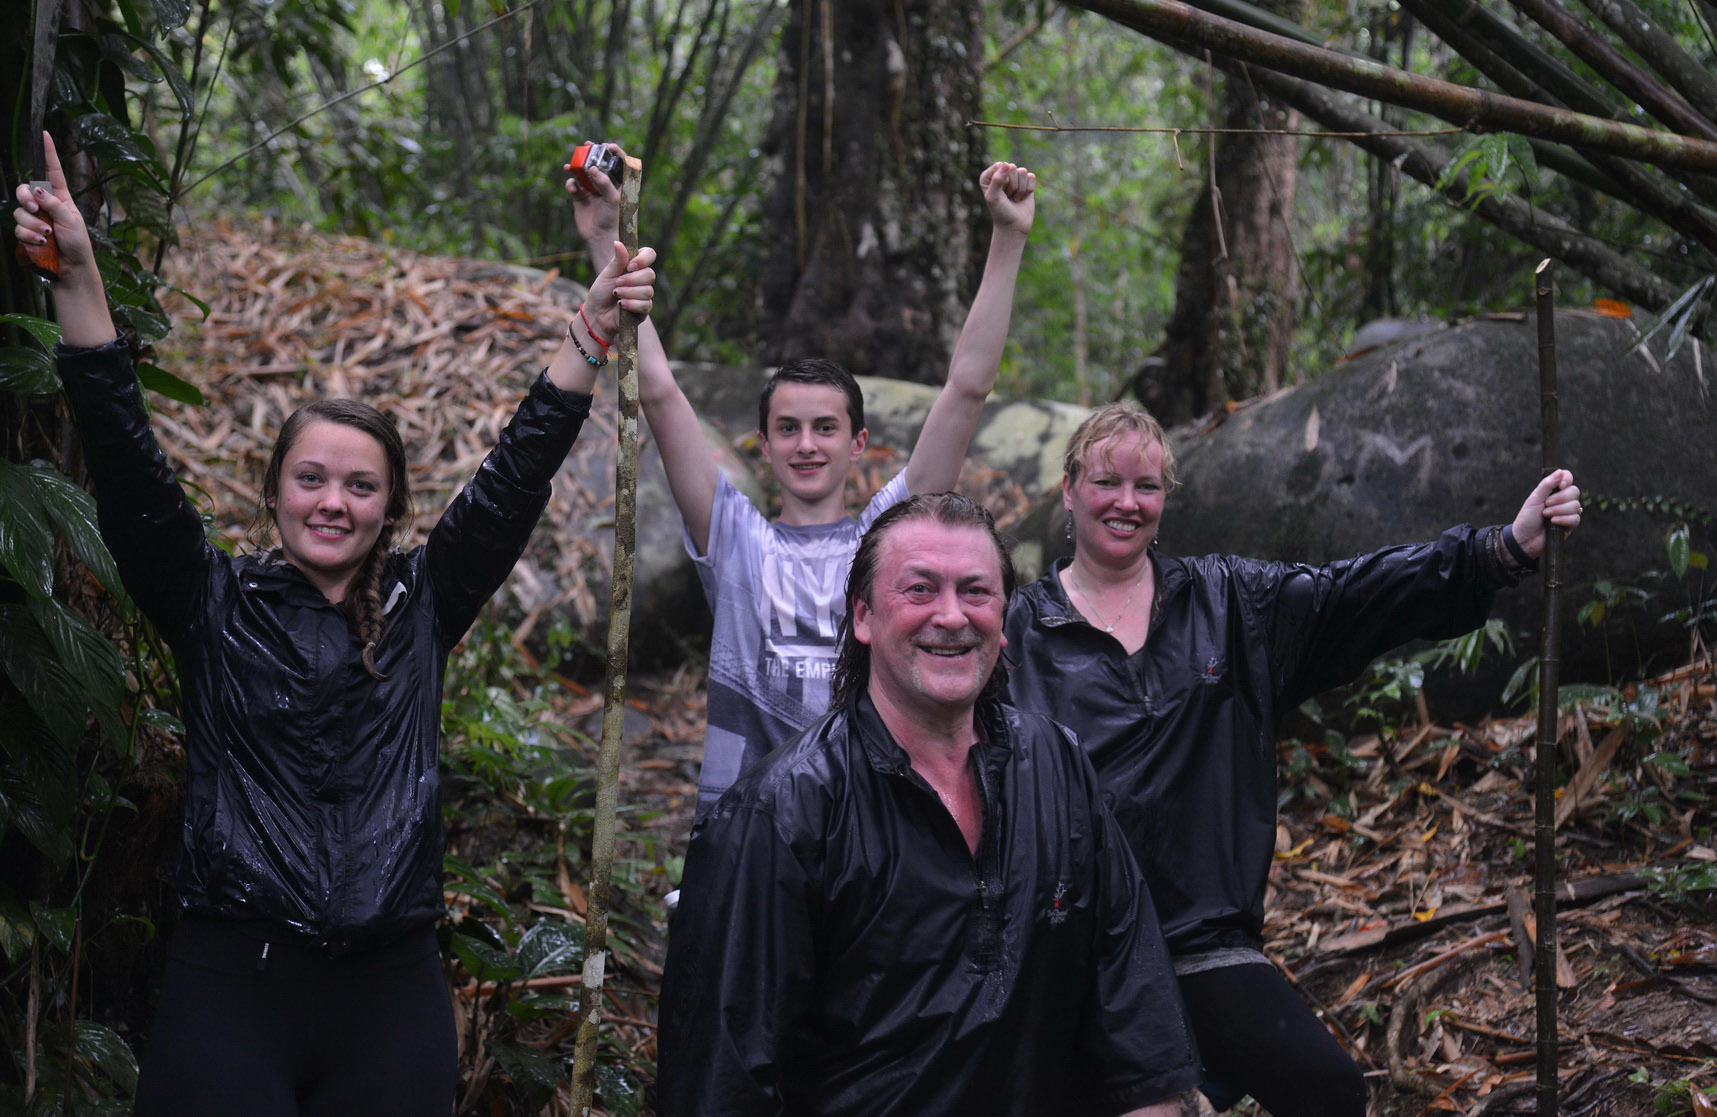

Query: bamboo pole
<box><xmin>1066</xmin><ymin>0</ymin><xmax>1717</xmax><ymax>171</ymax></box>
<box><xmin>569</xmin><ymin>151</ymin><xmax>644</xmax><ymax>1117</ymax></box>
<box><xmin>1532</xmin><ymin>258</ymin><xmax>1563</xmax><ymax>1117</ymax></box>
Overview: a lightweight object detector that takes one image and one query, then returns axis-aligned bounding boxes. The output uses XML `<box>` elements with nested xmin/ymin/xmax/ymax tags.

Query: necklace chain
<box><xmin>1068</xmin><ymin>563</ymin><xmax>1149</xmax><ymax>634</ymax></box>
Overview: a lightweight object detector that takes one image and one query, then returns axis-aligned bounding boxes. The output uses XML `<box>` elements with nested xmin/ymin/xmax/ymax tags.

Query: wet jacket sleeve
<box><xmin>1074</xmin><ymin>744</ymin><xmax>1204</xmax><ymax>1112</ymax></box>
<box><xmin>1245</xmin><ymin>524</ymin><xmax>1518</xmax><ymax>709</ymax></box>
<box><xmin>55</xmin><ymin>342</ymin><xmax>210</xmax><ymax>642</ymax></box>
<box><xmin>424</xmin><ymin>372</ymin><xmax>591</xmax><ymax>646</ymax></box>
<box><xmin>657</xmin><ymin>803</ymin><xmax>819</xmax><ymax>1117</ymax></box>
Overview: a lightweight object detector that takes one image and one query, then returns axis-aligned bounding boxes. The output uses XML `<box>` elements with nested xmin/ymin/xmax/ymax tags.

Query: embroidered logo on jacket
<box><xmin>1047</xmin><ymin>880</ymin><xmax>1070</xmax><ymax>925</ymax></box>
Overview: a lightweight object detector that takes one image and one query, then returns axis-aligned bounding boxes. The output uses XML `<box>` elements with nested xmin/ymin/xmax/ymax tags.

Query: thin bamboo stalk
<box><xmin>569</xmin><ymin>151</ymin><xmax>644</xmax><ymax>1117</ymax></box>
<box><xmin>1533</xmin><ymin>258</ymin><xmax>1563</xmax><ymax>1117</ymax></box>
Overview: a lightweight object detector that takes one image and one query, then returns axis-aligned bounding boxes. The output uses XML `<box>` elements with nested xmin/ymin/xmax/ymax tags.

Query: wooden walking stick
<box><xmin>1532</xmin><ymin>257</ymin><xmax>1564</xmax><ymax>1117</ymax></box>
<box><xmin>569</xmin><ymin>149</ymin><xmax>645</xmax><ymax>1117</ymax></box>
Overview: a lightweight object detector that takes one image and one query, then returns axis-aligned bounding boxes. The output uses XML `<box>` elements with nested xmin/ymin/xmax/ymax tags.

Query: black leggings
<box><xmin>132</xmin><ymin>915</ymin><xmax>457</xmax><ymax>1117</ymax></box>
<box><xmin>1178</xmin><ymin>962</ymin><xmax>1367</xmax><ymax>1117</ymax></box>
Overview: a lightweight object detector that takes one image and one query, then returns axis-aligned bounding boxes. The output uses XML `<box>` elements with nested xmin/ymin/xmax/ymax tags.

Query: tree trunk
<box><xmin>757</xmin><ymin>0</ymin><xmax>985</xmax><ymax>384</ymax></box>
<box><xmin>1148</xmin><ymin>38</ymin><xmax>1302</xmax><ymax>424</ymax></box>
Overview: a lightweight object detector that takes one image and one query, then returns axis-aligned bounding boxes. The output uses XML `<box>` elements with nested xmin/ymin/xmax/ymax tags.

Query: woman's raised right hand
<box><xmin>13</xmin><ymin>132</ymin><xmax>97</xmax><ymax>283</ymax></box>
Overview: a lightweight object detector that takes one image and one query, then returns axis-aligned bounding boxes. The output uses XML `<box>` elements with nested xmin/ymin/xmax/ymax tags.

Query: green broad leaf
<box><xmin>489</xmin><ymin>1042</ymin><xmax>566</xmax><ymax>1105</ymax></box>
<box><xmin>135</xmin><ymin>37</ymin><xmax>195</xmax><ymax>114</ymax></box>
<box><xmin>0</xmin><ymin>345</ymin><xmax>59</xmax><ymax>394</ymax></box>
<box><xmin>505</xmin><ymin>992</ymin><xmax>579</xmax><ymax>1020</ymax></box>
<box><xmin>516</xmin><ymin>920</ymin><xmax>584</xmax><ymax>978</ymax></box>
<box><xmin>0</xmin><ymin>314</ymin><xmax>61</xmax><ymax>350</ymax></box>
<box><xmin>1505</xmin><ymin>135</ymin><xmax>1539</xmax><ymax>182</ymax></box>
<box><xmin>0</xmin><ymin>604</ymin><xmax>90</xmax><ymax>750</ymax></box>
<box><xmin>146</xmin><ymin>0</ymin><xmax>193</xmax><ymax>33</ymax></box>
<box><xmin>137</xmin><ymin>706</ymin><xmax>184</xmax><ymax>737</ymax></box>
<box><xmin>449</xmin><ymin>929</ymin><xmax>520</xmax><ymax>984</ymax></box>
<box><xmin>0</xmin><ymin>699</ymin><xmax>78</xmax><ymax>865</ymax></box>
<box><xmin>1666</xmin><ymin>523</ymin><xmax>1692</xmax><ymax>580</ymax></box>
<box><xmin>20</xmin><ymin>462</ymin><xmax>131</xmax><ymax>610</ymax></box>
<box><xmin>0</xmin><ymin>461</ymin><xmax>55</xmax><ymax>597</ymax></box>
<box><xmin>444</xmin><ymin>855</ymin><xmax>516</xmax><ymax>930</ymax></box>
<box><xmin>114</xmin><ymin>302</ymin><xmax>173</xmax><ymax>345</ymax></box>
<box><xmin>596</xmin><ymin>1063</ymin><xmax>645</xmax><ymax>1117</ymax></box>
<box><xmin>28</xmin><ymin>596</ymin><xmax>126</xmax><ymax>743</ymax></box>
<box><xmin>1646</xmin><ymin>751</ymin><xmax>1693</xmax><ymax>777</ymax></box>
<box><xmin>73</xmin><ymin>1022</ymin><xmax>140</xmax><ymax>1093</ymax></box>
<box><xmin>97</xmin><ymin>32</ymin><xmax>166</xmax><ymax>86</ymax></box>
<box><xmin>68</xmin><ymin>114</ymin><xmax>168</xmax><ymax>188</ymax></box>
<box><xmin>29</xmin><ymin>903</ymin><xmax>76</xmax><ymax>954</ymax></box>
<box><xmin>136</xmin><ymin>362</ymin><xmax>206</xmax><ymax>406</ymax></box>
<box><xmin>0</xmin><ymin>882</ymin><xmax>35</xmax><ymax>963</ymax></box>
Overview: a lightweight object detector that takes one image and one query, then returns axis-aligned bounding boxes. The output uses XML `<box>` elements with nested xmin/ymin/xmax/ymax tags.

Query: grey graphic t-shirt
<box><xmin>689</xmin><ymin>470</ymin><xmax>910</xmax><ymax>815</ymax></box>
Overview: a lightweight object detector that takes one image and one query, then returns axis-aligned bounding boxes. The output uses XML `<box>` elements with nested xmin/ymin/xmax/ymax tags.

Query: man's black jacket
<box><xmin>1005</xmin><ymin>530</ymin><xmax>1522</xmax><ymax>957</ymax></box>
<box><xmin>58</xmin><ymin>341</ymin><xmax>591</xmax><ymax>952</ymax></box>
<box><xmin>657</xmin><ymin>694</ymin><xmax>1201</xmax><ymax>1116</ymax></box>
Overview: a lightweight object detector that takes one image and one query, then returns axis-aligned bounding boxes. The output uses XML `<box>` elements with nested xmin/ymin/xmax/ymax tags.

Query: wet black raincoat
<box><xmin>1004</xmin><ymin>526</ymin><xmax>1525</xmax><ymax>958</ymax></box>
<box><xmin>59</xmin><ymin>341</ymin><xmax>591</xmax><ymax>952</ymax></box>
<box><xmin>657</xmin><ymin>694</ymin><xmax>1202</xmax><ymax>1116</ymax></box>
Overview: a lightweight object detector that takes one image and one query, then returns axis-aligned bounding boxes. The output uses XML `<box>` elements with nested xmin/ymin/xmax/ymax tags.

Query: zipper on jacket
<box><xmin>256</xmin><ymin>941</ymin><xmax>271</xmax><ymax>972</ymax></box>
<box><xmin>967</xmin><ymin>745</ymin><xmax>1002</xmax><ymax>971</ymax></box>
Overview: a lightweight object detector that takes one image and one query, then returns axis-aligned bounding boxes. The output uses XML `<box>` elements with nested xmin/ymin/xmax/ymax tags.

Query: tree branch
<box><xmin>1400</xmin><ymin>0</ymin><xmax>1717</xmax><ymax>257</ymax></box>
<box><xmin>1065</xmin><ymin>0</ymin><xmax>1717</xmax><ymax>170</ymax></box>
<box><xmin>1575</xmin><ymin>0</ymin><xmax>1717</xmax><ymax>124</ymax></box>
<box><xmin>1238</xmin><ymin>63</ymin><xmax>1686</xmax><ymax>314</ymax></box>
<box><xmin>1504</xmin><ymin>0</ymin><xmax>1717</xmax><ymax>141</ymax></box>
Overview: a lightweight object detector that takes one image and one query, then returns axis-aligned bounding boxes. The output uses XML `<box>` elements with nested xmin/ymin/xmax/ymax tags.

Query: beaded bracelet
<box><xmin>567</xmin><ymin>314</ymin><xmax>608</xmax><ymax>368</ymax></box>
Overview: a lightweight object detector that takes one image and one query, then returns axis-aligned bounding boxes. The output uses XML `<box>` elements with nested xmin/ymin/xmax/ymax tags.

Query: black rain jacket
<box><xmin>657</xmin><ymin>694</ymin><xmax>1202</xmax><ymax>1116</ymax></box>
<box><xmin>58</xmin><ymin>341</ymin><xmax>591</xmax><ymax>952</ymax></box>
<box><xmin>1004</xmin><ymin>527</ymin><xmax>1523</xmax><ymax>957</ymax></box>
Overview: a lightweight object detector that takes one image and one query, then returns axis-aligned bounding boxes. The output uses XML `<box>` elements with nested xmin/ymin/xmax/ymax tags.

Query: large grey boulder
<box><xmin>548</xmin><ymin>311</ymin><xmax>1714</xmax><ymax>700</ymax></box>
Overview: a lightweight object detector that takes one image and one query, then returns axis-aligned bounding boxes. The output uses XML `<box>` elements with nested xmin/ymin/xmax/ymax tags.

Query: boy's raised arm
<box><xmin>568</xmin><ymin>149</ymin><xmax>719</xmax><ymax>554</ymax></box>
<box><xmin>903</xmin><ymin>161</ymin><xmax>1035</xmax><ymax>496</ymax></box>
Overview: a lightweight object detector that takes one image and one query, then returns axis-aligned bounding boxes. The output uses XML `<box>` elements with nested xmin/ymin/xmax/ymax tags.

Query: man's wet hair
<box><xmin>759</xmin><ymin>358</ymin><xmax>865</xmax><ymax>435</ymax></box>
<box><xmin>829</xmin><ymin>492</ymin><xmax>1015</xmax><ymax>711</ymax></box>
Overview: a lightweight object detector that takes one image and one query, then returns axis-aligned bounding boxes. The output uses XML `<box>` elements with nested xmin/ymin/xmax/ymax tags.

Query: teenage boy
<box><xmin>570</xmin><ymin>154</ymin><xmax>1035</xmax><ymax>814</ymax></box>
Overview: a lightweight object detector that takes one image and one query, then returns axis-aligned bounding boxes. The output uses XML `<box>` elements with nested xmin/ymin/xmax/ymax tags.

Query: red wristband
<box><xmin>579</xmin><ymin>304</ymin><xmax>612</xmax><ymax>352</ymax></box>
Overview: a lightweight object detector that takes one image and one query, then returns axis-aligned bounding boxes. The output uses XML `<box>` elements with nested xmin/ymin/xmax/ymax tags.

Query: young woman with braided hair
<box><xmin>13</xmin><ymin>133</ymin><xmax>656</xmax><ymax>1115</ymax></box>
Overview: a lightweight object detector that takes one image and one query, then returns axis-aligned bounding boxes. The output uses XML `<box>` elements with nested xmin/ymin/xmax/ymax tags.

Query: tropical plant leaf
<box><xmin>0</xmin><ymin>461</ymin><xmax>55</xmax><ymax>598</ymax></box>
<box><xmin>0</xmin><ymin>697</ymin><xmax>77</xmax><ymax>865</ymax></box>
<box><xmin>21</xmin><ymin>461</ymin><xmax>131</xmax><ymax>610</ymax></box>
<box><xmin>490</xmin><ymin>1041</ymin><xmax>565</xmax><ymax>1110</ymax></box>
<box><xmin>1667</xmin><ymin>523</ymin><xmax>1692</xmax><ymax>579</ymax></box>
<box><xmin>30</xmin><ymin>903</ymin><xmax>76</xmax><ymax>954</ymax></box>
<box><xmin>73</xmin><ymin>1022</ymin><xmax>140</xmax><ymax>1094</ymax></box>
<box><xmin>137</xmin><ymin>362</ymin><xmax>206</xmax><ymax>406</ymax></box>
<box><xmin>0</xmin><ymin>604</ymin><xmax>91</xmax><ymax>750</ymax></box>
<box><xmin>449</xmin><ymin>928</ymin><xmax>520</xmax><ymax>984</ymax></box>
<box><xmin>134</xmin><ymin>35</ymin><xmax>195</xmax><ymax>115</ymax></box>
<box><xmin>516</xmin><ymin>919</ymin><xmax>584</xmax><ymax>978</ymax></box>
<box><xmin>146</xmin><ymin>0</ymin><xmax>194</xmax><ymax>34</ymax></box>
<box><xmin>0</xmin><ymin>882</ymin><xmax>33</xmax><ymax>963</ymax></box>
<box><xmin>28</xmin><ymin>596</ymin><xmax>126</xmax><ymax>743</ymax></box>
<box><xmin>0</xmin><ymin>345</ymin><xmax>59</xmax><ymax>394</ymax></box>
<box><xmin>0</xmin><ymin>314</ymin><xmax>61</xmax><ymax>350</ymax></box>
<box><xmin>68</xmin><ymin>114</ymin><xmax>168</xmax><ymax>190</ymax></box>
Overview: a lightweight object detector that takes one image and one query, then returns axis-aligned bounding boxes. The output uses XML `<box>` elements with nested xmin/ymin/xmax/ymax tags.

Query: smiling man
<box><xmin>657</xmin><ymin>494</ymin><xmax>1205</xmax><ymax>1117</ymax></box>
